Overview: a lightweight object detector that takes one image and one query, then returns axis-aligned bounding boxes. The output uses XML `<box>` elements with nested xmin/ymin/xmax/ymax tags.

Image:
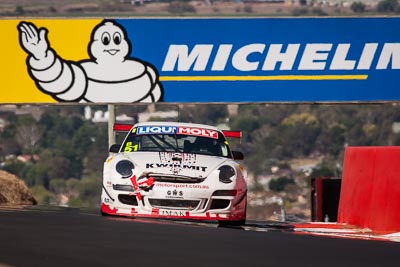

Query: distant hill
<box><xmin>0</xmin><ymin>0</ymin><xmax>386</xmax><ymax>17</ymax></box>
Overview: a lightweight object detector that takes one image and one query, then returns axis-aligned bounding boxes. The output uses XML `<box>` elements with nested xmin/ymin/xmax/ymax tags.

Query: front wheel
<box><xmin>218</xmin><ymin>219</ymin><xmax>246</xmax><ymax>227</ymax></box>
<box><xmin>101</xmin><ymin>210</ymin><xmax>110</xmax><ymax>216</ymax></box>
<box><xmin>218</xmin><ymin>198</ymin><xmax>247</xmax><ymax>227</ymax></box>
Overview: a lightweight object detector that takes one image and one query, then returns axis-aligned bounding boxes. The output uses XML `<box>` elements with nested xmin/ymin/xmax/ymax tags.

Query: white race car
<box><xmin>101</xmin><ymin>121</ymin><xmax>247</xmax><ymax>225</ymax></box>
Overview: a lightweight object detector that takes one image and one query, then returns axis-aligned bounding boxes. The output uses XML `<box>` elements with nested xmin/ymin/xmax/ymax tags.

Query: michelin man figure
<box><xmin>18</xmin><ymin>20</ymin><xmax>163</xmax><ymax>103</ymax></box>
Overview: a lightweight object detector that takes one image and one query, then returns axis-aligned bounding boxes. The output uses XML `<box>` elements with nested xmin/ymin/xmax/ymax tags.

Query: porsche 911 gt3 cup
<box><xmin>101</xmin><ymin>121</ymin><xmax>247</xmax><ymax>225</ymax></box>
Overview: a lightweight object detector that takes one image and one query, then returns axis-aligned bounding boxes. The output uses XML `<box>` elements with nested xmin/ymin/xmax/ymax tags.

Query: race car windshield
<box><xmin>121</xmin><ymin>132</ymin><xmax>232</xmax><ymax>158</ymax></box>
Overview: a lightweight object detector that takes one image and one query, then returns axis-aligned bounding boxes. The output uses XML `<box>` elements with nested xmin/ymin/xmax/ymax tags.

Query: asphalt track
<box><xmin>0</xmin><ymin>206</ymin><xmax>399</xmax><ymax>267</ymax></box>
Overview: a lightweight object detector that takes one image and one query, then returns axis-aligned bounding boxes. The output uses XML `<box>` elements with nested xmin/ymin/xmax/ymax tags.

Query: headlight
<box><xmin>218</xmin><ymin>165</ymin><xmax>235</xmax><ymax>184</ymax></box>
<box><xmin>116</xmin><ymin>160</ymin><xmax>134</xmax><ymax>178</ymax></box>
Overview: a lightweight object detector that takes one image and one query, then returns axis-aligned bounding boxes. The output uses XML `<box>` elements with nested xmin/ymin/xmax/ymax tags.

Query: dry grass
<box><xmin>0</xmin><ymin>170</ymin><xmax>37</xmax><ymax>205</ymax></box>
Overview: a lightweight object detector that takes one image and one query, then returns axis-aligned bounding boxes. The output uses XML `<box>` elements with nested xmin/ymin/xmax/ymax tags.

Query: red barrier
<box><xmin>337</xmin><ymin>146</ymin><xmax>400</xmax><ymax>233</ymax></box>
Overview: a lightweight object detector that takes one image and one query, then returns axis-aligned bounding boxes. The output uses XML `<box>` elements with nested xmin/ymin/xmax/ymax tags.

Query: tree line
<box><xmin>1</xmin><ymin>103</ymin><xmax>400</xmax><ymax>207</ymax></box>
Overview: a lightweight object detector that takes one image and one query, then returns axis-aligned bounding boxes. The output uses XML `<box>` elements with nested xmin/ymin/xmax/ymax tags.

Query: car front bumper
<box><xmin>101</xmin><ymin>180</ymin><xmax>246</xmax><ymax>221</ymax></box>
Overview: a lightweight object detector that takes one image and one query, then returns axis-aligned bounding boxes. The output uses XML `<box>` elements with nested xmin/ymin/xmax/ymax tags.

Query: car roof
<box><xmin>133</xmin><ymin>121</ymin><xmax>221</xmax><ymax>132</ymax></box>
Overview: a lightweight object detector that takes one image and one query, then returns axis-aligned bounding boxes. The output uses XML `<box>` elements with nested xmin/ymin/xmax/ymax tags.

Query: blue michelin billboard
<box><xmin>9</xmin><ymin>17</ymin><xmax>400</xmax><ymax>103</ymax></box>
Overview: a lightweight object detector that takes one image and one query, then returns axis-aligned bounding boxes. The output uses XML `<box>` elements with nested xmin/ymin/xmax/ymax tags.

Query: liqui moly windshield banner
<box><xmin>2</xmin><ymin>17</ymin><xmax>400</xmax><ymax>103</ymax></box>
<box><xmin>136</xmin><ymin>126</ymin><xmax>219</xmax><ymax>139</ymax></box>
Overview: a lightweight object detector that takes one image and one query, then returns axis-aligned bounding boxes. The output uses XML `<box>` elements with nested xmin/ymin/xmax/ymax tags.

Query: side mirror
<box><xmin>109</xmin><ymin>144</ymin><xmax>121</xmax><ymax>153</ymax></box>
<box><xmin>232</xmin><ymin>150</ymin><xmax>244</xmax><ymax>160</ymax></box>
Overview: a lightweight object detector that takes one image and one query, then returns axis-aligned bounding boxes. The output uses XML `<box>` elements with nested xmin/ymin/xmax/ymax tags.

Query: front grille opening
<box><xmin>212</xmin><ymin>190</ymin><xmax>237</xmax><ymax>196</ymax></box>
<box><xmin>119</xmin><ymin>195</ymin><xmax>138</xmax><ymax>206</ymax></box>
<box><xmin>113</xmin><ymin>184</ymin><xmax>134</xmax><ymax>192</ymax></box>
<box><xmin>210</xmin><ymin>199</ymin><xmax>230</xmax><ymax>210</ymax></box>
<box><xmin>200</xmin><ymin>199</ymin><xmax>208</xmax><ymax>210</ymax></box>
<box><xmin>149</xmin><ymin>199</ymin><xmax>200</xmax><ymax>210</ymax></box>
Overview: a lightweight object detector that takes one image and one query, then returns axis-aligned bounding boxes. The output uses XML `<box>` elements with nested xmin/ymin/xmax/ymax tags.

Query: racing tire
<box><xmin>218</xmin><ymin>198</ymin><xmax>247</xmax><ymax>227</ymax></box>
<box><xmin>218</xmin><ymin>219</ymin><xmax>246</xmax><ymax>227</ymax></box>
<box><xmin>101</xmin><ymin>210</ymin><xmax>111</xmax><ymax>216</ymax></box>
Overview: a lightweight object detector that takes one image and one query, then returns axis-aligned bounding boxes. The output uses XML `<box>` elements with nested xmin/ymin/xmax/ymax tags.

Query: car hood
<box><xmin>122</xmin><ymin>152</ymin><xmax>230</xmax><ymax>178</ymax></box>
